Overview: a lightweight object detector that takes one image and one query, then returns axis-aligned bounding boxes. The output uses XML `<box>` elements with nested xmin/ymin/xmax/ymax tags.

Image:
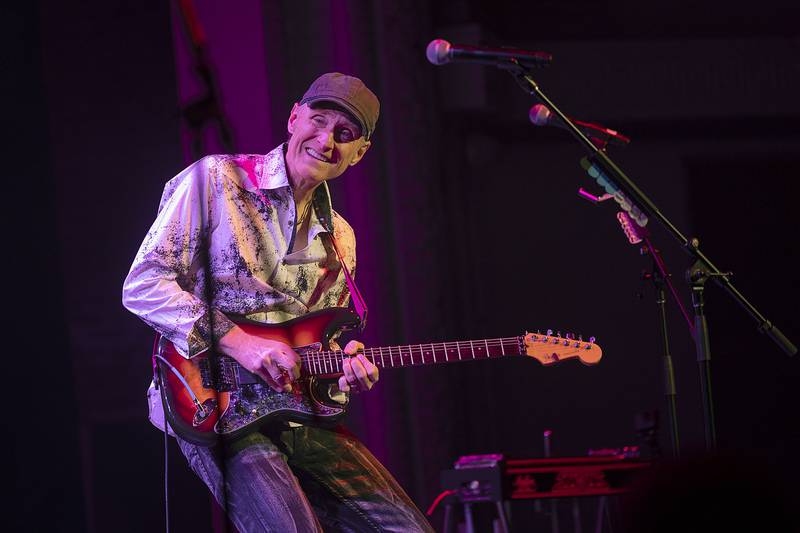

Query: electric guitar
<box><xmin>153</xmin><ymin>308</ymin><xmax>603</xmax><ymax>446</ymax></box>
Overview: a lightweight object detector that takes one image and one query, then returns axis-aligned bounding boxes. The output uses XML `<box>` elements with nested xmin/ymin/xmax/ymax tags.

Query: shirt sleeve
<box><xmin>122</xmin><ymin>157</ymin><xmax>236</xmax><ymax>357</ymax></box>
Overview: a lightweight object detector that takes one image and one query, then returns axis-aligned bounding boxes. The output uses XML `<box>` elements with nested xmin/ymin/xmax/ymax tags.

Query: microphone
<box><xmin>426</xmin><ymin>39</ymin><xmax>552</xmax><ymax>69</ymax></box>
<box><xmin>529</xmin><ymin>104</ymin><xmax>630</xmax><ymax>147</ymax></box>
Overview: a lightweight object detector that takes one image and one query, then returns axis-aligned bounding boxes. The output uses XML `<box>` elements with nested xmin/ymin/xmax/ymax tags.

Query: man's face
<box><xmin>285</xmin><ymin>102</ymin><xmax>371</xmax><ymax>186</ymax></box>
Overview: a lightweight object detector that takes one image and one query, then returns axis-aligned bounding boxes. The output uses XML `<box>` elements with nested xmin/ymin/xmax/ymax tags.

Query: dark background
<box><xmin>6</xmin><ymin>0</ymin><xmax>799</xmax><ymax>531</ymax></box>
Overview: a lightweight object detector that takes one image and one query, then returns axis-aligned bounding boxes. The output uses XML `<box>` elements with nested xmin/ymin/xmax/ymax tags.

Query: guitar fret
<box><xmin>299</xmin><ymin>335</ymin><xmax>573</xmax><ymax>373</ymax></box>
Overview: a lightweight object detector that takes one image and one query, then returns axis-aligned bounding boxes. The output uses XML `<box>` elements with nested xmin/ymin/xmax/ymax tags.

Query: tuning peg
<box><xmin>578</xmin><ymin>334</ymin><xmax>583</xmax><ymax>341</ymax></box>
<box><xmin>546</xmin><ymin>329</ymin><xmax>553</xmax><ymax>336</ymax></box>
<box><xmin>589</xmin><ymin>336</ymin><xmax>596</xmax><ymax>344</ymax></box>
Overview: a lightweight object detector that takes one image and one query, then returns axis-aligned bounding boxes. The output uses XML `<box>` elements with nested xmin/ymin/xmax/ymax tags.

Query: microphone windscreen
<box><xmin>529</xmin><ymin>104</ymin><xmax>552</xmax><ymax>126</ymax></box>
<box><xmin>426</xmin><ymin>39</ymin><xmax>451</xmax><ymax>65</ymax></box>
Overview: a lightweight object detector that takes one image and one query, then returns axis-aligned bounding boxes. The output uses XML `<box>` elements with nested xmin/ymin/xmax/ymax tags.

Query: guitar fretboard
<box><xmin>298</xmin><ymin>337</ymin><xmax>525</xmax><ymax>376</ymax></box>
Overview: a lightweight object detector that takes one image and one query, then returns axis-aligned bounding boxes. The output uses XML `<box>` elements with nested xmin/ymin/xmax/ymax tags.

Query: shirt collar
<box><xmin>259</xmin><ymin>144</ymin><xmax>336</xmax><ymax>233</ymax></box>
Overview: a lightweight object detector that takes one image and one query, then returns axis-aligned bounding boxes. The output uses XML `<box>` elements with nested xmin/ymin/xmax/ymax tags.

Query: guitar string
<box><xmin>299</xmin><ymin>337</ymin><xmax>524</xmax><ymax>366</ymax></box>
<box><xmin>214</xmin><ymin>336</ymin><xmax>594</xmax><ymax>373</ymax></box>
<box><xmin>297</xmin><ymin>336</ymin><xmax>591</xmax><ymax>360</ymax></box>
<box><xmin>213</xmin><ymin>337</ymin><xmax>592</xmax><ymax>365</ymax></box>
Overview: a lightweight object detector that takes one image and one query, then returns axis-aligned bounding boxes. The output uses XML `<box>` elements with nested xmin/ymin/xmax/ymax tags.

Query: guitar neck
<box><xmin>300</xmin><ymin>337</ymin><xmax>525</xmax><ymax>376</ymax></box>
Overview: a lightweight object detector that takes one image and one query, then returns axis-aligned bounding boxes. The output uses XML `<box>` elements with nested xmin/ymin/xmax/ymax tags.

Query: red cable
<box><xmin>426</xmin><ymin>489</ymin><xmax>457</xmax><ymax>516</ymax></box>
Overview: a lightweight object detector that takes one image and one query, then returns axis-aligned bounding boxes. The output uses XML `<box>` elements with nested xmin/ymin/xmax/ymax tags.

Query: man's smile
<box><xmin>305</xmin><ymin>147</ymin><xmax>332</xmax><ymax>163</ymax></box>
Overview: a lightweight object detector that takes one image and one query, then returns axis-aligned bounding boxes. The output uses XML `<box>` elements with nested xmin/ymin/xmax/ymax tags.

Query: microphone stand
<box><xmin>502</xmin><ymin>61</ymin><xmax>797</xmax><ymax>452</ymax></box>
<box><xmin>642</xmin><ymin>241</ymin><xmax>686</xmax><ymax>459</ymax></box>
<box><xmin>586</xmin><ymin>193</ymin><xmax>687</xmax><ymax>458</ymax></box>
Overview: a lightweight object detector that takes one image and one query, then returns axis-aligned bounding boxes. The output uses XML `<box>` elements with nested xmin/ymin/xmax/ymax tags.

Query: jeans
<box><xmin>177</xmin><ymin>424</ymin><xmax>434</xmax><ymax>532</ymax></box>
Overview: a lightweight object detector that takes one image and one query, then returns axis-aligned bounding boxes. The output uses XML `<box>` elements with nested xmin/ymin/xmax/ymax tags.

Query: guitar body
<box><xmin>154</xmin><ymin>307</ymin><xmax>360</xmax><ymax>446</ymax></box>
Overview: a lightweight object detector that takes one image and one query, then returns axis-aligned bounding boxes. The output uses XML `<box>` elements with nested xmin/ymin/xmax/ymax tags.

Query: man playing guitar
<box><xmin>123</xmin><ymin>73</ymin><xmax>433</xmax><ymax>532</ymax></box>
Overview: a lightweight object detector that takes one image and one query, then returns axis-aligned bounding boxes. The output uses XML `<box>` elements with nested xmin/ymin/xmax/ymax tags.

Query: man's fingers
<box><xmin>250</xmin><ymin>360</ymin><xmax>282</xmax><ymax>392</ymax></box>
<box><xmin>338</xmin><ymin>374</ymin><xmax>350</xmax><ymax>392</ymax></box>
<box><xmin>357</xmin><ymin>353</ymin><xmax>379</xmax><ymax>382</ymax></box>
<box><xmin>261</xmin><ymin>351</ymin><xmax>295</xmax><ymax>392</ymax></box>
<box><xmin>273</xmin><ymin>347</ymin><xmax>301</xmax><ymax>379</ymax></box>
<box><xmin>347</xmin><ymin>355</ymin><xmax>377</xmax><ymax>392</ymax></box>
<box><xmin>277</xmin><ymin>347</ymin><xmax>303</xmax><ymax>378</ymax></box>
<box><xmin>344</xmin><ymin>340</ymin><xmax>364</xmax><ymax>355</ymax></box>
<box><xmin>341</xmin><ymin>356</ymin><xmax>360</xmax><ymax>393</ymax></box>
<box><xmin>351</xmin><ymin>356</ymin><xmax>368</xmax><ymax>381</ymax></box>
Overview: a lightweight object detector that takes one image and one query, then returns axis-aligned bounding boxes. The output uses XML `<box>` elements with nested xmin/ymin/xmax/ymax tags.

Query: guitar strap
<box><xmin>243</xmin><ymin>158</ymin><xmax>368</xmax><ymax>331</ymax></box>
<box><xmin>323</xmin><ymin>232</ymin><xmax>368</xmax><ymax>331</ymax></box>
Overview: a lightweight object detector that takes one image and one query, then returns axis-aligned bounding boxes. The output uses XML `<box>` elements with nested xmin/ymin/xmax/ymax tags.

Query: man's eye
<box><xmin>312</xmin><ymin>116</ymin><xmax>327</xmax><ymax>126</ymax></box>
<box><xmin>337</xmin><ymin>129</ymin><xmax>354</xmax><ymax>142</ymax></box>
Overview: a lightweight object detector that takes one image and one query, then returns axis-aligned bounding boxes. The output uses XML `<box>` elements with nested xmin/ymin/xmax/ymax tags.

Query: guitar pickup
<box><xmin>199</xmin><ymin>357</ymin><xmax>237</xmax><ymax>391</ymax></box>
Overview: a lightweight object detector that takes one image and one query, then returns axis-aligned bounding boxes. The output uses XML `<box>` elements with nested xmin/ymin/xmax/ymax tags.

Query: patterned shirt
<box><xmin>122</xmin><ymin>144</ymin><xmax>356</xmax><ymax>358</ymax></box>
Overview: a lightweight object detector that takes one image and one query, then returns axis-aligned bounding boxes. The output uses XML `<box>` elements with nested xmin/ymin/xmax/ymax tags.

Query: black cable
<box><xmin>156</xmin><ymin>367</ymin><xmax>172</xmax><ymax>533</ymax></box>
<box><xmin>163</xmin><ymin>423</ymin><xmax>170</xmax><ymax>533</ymax></box>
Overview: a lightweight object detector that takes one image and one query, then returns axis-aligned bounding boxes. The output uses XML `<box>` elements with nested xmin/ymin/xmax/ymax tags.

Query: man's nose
<box><xmin>318</xmin><ymin>129</ymin><xmax>335</xmax><ymax>151</ymax></box>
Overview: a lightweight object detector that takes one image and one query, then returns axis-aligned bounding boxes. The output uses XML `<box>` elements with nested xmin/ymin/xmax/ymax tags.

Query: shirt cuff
<box><xmin>186</xmin><ymin>308</ymin><xmax>237</xmax><ymax>357</ymax></box>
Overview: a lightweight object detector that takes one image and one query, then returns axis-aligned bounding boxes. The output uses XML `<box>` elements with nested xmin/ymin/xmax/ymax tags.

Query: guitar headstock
<box><xmin>524</xmin><ymin>330</ymin><xmax>602</xmax><ymax>366</ymax></box>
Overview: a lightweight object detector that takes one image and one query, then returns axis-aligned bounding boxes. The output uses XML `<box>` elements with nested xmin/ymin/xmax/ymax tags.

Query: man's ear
<box><xmin>287</xmin><ymin>103</ymin><xmax>301</xmax><ymax>135</ymax></box>
<box><xmin>349</xmin><ymin>140</ymin><xmax>371</xmax><ymax>166</ymax></box>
